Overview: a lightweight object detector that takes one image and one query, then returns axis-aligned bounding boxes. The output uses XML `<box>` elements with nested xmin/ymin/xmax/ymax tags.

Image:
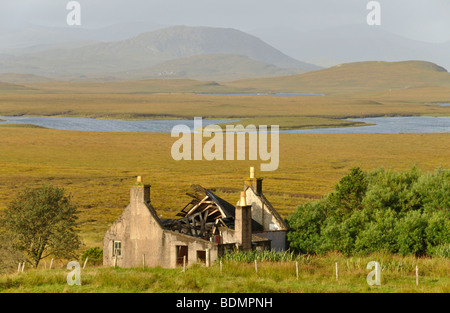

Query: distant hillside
<box><xmin>0</xmin><ymin>81</ymin><xmax>36</xmax><ymax>92</ymax></box>
<box><xmin>0</xmin><ymin>23</ymin><xmax>163</xmax><ymax>52</ymax></box>
<box><xmin>227</xmin><ymin>61</ymin><xmax>450</xmax><ymax>94</ymax></box>
<box><xmin>251</xmin><ymin>24</ymin><xmax>450</xmax><ymax>71</ymax></box>
<box><xmin>110</xmin><ymin>54</ymin><xmax>306</xmax><ymax>81</ymax></box>
<box><xmin>0</xmin><ymin>73</ymin><xmax>53</xmax><ymax>84</ymax></box>
<box><xmin>0</xmin><ymin>26</ymin><xmax>320</xmax><ymax>80</ymax></box>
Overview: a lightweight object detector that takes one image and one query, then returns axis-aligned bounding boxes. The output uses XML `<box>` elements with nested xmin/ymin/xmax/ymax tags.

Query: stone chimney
<box><xmin>245</xmin><ymin>167</ymin><xmax>263</xmax><ymax>195</ymax></box>
<box><xmin>235</xmin><ymin>191</ymin><xmax>252</xmax><ymax>251</ymax></box>
<box><xmin>130</xmin><ymin>176</ymin><xmax>151</xmax><ymax>205</ymax></box>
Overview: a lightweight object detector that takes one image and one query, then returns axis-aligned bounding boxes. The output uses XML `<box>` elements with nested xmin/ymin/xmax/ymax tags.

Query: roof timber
<box><xmin>163</xmin><ymin>185</ymin><xmax>240</xmax><ymax>239</ymax></box>
<box><xmin>185</xmin><ymin>195</ymin><xmax>209</xmax><ymax>216</ymax></box>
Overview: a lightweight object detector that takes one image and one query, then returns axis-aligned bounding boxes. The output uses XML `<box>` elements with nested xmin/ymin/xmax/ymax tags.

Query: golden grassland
<box><xmin>0</xmin><ymin>126</ymin><xmax>448</xmax><ymax>247</ymax></box>
<box><xmin>0</xmin><ymin>91</ymin><xmax>449</xmax><ymax>129</ymax></box>
<box><xmin>0</xmin><ymin>62</ymin><xmax>449</xmax><ymax>132</ymax></box>
<box><xmin>226</xmin><ymin>61</ymin><xmax>450</xmax><ymax>94</ymax></box>
<box><xmin>0</xmin><ymin>253</ymin><xmax>448</xmax><ymax>293</ymax></box>
<box><xmin>0</xmin><ymin>62</ymin><xmax>449</xmax><ymax>247</ymax></box>
<box><xmin>0</xmin><ymin>62</ymin><xmax>448</xmax><ymax>293</ymax></box>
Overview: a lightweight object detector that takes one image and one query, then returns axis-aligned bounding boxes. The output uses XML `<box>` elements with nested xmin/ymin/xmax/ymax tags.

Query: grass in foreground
<box><xmin>1</xmin><ymin>253</ymin><xmax>448</xmax><ymax>293</ymax></box>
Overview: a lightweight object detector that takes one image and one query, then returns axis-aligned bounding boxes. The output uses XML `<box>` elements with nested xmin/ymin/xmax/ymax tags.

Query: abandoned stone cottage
<box><xmin>103</xmin><ymin>168</ymin><xmax>288</xmax><ymax>268</ymax></box>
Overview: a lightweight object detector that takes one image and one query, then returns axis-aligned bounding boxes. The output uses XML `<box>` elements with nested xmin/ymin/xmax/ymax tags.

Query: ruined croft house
<box><xmin>103</xmin><ymin>168</ymin><xmax>288</xmax><ymax>268</ymax></box>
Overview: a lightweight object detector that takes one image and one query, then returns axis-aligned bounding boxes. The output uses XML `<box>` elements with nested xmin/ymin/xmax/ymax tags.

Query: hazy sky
<box><xmin>1</xmin><ymin>0</ymin><xmax>449</xmax><ymax>43</ymax></box>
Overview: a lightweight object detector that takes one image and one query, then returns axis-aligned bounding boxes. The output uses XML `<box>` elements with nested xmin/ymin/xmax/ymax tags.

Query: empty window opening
<box><xmin>176</xmin><ymin>245</ymin><xmax>188</xmax><ymax>266</ymax></box>
<box><xmin>197</xmin><ymin>250</ymin><xmax>206</xmax><ymax>264</ymax></box>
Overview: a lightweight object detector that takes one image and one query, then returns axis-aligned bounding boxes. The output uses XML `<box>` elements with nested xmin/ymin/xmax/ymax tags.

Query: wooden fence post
<box><xmin>416</xmin><ymin>265</ymin><xmax>419</xmax><ymax>286</ymax></box>
<box><xmin>254</xmin><ymin>259</ymin><xmax>258</xmax><ymax>274</ymax></box>
<box><xmin>142</xmin><ymin>254</ymin><xmax>146</xmax><ymax>270</ymax></box>
<box><xmin>49</xmin><ymin>258</ymin><xmax>54</xmax><ymax>270</ymax></box>
<box><xmin>296</xmin><ymin>261</ymin><xmax>299</xmax><ymax>280</ymax></box>
<box><xmin>335</xmin><ymin>263</ymin><xmax>339</xmax><ymax>281</ymax></box>
<box><xmin>183</xmin><ymin>255</ymin><xmax>186</xmax><ymax>272</ymax></box>
<box><xmin>83</xmin><ymin>256</ymin><xmax>89</xmax><ymax>269</ymax></box>
<box><xmin>17</xmin><ymin>263</ymin><xmax>21</xmax><ymax>274</ymax></box>
<box><xmin>206</xmin><ymin>249</ymin><xmax>210</xmax><ymax>267</ymax></box>
<box><xmin>220</xmin><ymin>261</ymin><xmax>223</xmax><ymax>274</ymax></box>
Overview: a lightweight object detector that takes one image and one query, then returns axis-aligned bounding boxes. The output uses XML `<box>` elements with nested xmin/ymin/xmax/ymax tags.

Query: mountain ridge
<box><xmin>0</xmin><ymin>25</ymin><xmax>320</xmax><ymax>80</ymax></box>
<box><xmin>102</xmin><ymin>53</ymin><xmax>306</xmax><ymax>82</ymax></box>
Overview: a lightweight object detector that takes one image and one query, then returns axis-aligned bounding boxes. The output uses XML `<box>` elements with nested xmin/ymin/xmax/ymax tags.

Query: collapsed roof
<box><xmin>161</xmin><ymin>184</ymin><xmax>263</xmax><ymax>239</ymax></box>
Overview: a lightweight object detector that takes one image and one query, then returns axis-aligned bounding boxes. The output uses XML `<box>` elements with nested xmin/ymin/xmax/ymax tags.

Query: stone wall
<box><xmin>103</xmin><ymin>185</ymin><xmax>220</xmax><ymax>268</ymax></box>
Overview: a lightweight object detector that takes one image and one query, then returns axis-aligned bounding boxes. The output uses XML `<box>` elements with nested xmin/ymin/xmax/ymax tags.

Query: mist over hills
<box><xmin>0</xmin><ymin>25</ymin><xmax>319</xmax><ymax>81</ymax></box>
<box><xmin>0</xmin><ymin>23</ymin><xmax>449</xmax><ymax>83</ymax></box>
<box><xmin>0</xmin><ymin>22</ymin><xmax>164</xmax><ymax>52</ymax></box>
<box><xmin>250</xmin><ymin>24</ymin><xmax>450</xmax><ymax>71</ymax></box>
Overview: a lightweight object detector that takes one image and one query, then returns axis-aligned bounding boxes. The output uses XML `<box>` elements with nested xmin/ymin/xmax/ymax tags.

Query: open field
<box><xmin>0</xmin><ymin>90</ymin><xmax>449</xmax><ymax>130</ymax></box>
<box><xmin>0</xmin><ymin>126</ymin><xmax>448</xmax><ymax>247</ymax></box>
<box><xmin>4</xmin><ymin>90</ymin><xmax>448</xmax><ymax>118</ymax></box>
<box><xmin>0</xmin><ymin>60</ymin><xmax>449</xmax><ymax>271</ymax></box>
<box><xmin>1</xmin><ymin>61</ymin><xmax>449</xmax><ymax>130</ymax></box>
<box><xmin>1</xmin><ymin>253</ymin><xmax>448</xmax><ymax>293</ymax></box>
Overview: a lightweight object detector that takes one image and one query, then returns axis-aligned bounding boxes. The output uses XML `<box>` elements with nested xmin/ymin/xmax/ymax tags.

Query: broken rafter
<box><xmin>185</xmin><ymin>196</ymin><xmax>209</xmax><ymax>217</ymax></box>
<box><xmin>169</xmin><ymin>210</ymin><xmax>213</xmax><ymax>238</ymax></box>
<box><xmin>200</xmin><ymin>204</ymin><xmax>215</xmax><ymax>213</ymax></box>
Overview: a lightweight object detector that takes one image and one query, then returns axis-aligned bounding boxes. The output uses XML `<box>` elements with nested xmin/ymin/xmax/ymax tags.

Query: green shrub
<box><xmin>354</xmin><ymin>209</ymin><xmax>399</xmax><ymax>254</ymax></box>
<box><xmin>428</xmin><ymin>244</ymin><xmax>450</xmax><ymax>258</ymax></box>
<box><xmin>395</xmin><ymin>210</ymin><xmax>428</xmax><ymax>256</ymax></box>
<box><xmin>81</xmin><ymin>247</ymin><xmax>103</xmax><ymax>266</ymax></box>
<box><xmin>328</xmin><ymin>167</ymin><xmax>367</xmax><ymax>215</ymax></box>
<box><xmin>286</xmin><ymin>167</ymin><xmax>449</xmax><ymax>257</ymax></box>
<box><xmin>286</xmin><ymin>201</ymin><xmax>328</xmax><ymax>254</ymax></box>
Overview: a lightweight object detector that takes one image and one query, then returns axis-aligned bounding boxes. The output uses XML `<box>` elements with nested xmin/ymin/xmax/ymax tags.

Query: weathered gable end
<box><xmin>103</xmin><ymin>182</ymin><xmax>166</xmax><ymax>268</ymax></box>
<box><xmin>243</xmin><ymin>167</ymin><xmax>288</xmax><ymax>251</ymax></box>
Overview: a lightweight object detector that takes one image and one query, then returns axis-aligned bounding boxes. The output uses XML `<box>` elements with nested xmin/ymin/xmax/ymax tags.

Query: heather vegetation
<box><xmin>0</xmin><ymin>59</ymin><xmax>448</xmax><ymax>292</ymax></box>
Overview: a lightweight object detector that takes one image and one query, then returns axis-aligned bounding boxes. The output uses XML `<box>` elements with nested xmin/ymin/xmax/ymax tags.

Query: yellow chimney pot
<box><xmin>239</xmin><ymin>191</ymin><xmax>246</xmax><ymax>206</ymax></box>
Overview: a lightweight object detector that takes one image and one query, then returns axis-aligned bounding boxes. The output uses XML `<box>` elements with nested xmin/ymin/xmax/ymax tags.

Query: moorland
<box><xmin>0</xmin><ymin>59</ymin><xmax>448</xmax><ymax>293</ymax></box>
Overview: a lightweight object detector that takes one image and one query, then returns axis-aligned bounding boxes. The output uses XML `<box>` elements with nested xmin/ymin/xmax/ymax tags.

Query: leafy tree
<box><xmin>424</xmin><ymin>211</ymin><xmax>450</xmax><ymax>255</ymax></box>
<box><xmin>395</xmin><ymin>210</ymin><xmax>428</xmax><ymax>256</ymax></box>
<box><xmin>286</xmin><ymin>167</ymin><xmax>449</xmax><ymax>257</ymax></box>
<box><xmin>335</xmin><ymin>210</ymin><xmax>368</xmax><ymax>255</ymax></box>
<box><xmin>328</xmin><ymin>167</ymin><xmax>367</xmax><ymax>215</ymax></box>
<box><xmin>0</xmin><ymin>231</ymin><xmax>24</xmax><ymax>274</ymax></box>
<box><xmin>412</xmin><ymin>167</ymin><xmax>449</xmax><ymax>214</ymax></box>
<box><xmin>363</xmin><ymin>167</ymin><xmax>422</xmax><ymax>214</ymax></box>
<box><xmin>0</xmin><ymin>185</ymin><xmax>81</xmax><ymax>267</ymax></box>
<box><xmin>354</xmin><ymin>209</ymin><xmax>399</xmax><ymax>254</ymax></box>
<box><xmin>286</xmin><ymin>201</ymin><xmax>328</xmax><ymax>254</ymax></box>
